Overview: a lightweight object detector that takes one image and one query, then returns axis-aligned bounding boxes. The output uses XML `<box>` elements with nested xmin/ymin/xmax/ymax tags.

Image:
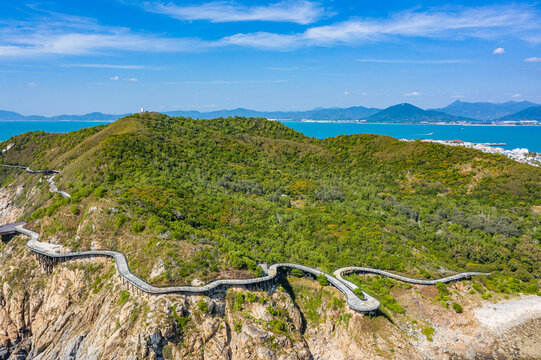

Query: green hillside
<box><xmin>1</xmin><ymin>113</ymin><xmax>540</xmax><ymax>294</ymax></box>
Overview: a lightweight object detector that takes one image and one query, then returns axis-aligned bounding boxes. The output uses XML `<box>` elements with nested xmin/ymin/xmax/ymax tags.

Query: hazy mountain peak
<box><xmin>433</xmin><ymin>100</ymin><xmax>540</xmax><ymax>120</ymax></box>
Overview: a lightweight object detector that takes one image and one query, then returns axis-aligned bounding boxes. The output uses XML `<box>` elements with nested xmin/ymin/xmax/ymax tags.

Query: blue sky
<box><xmin>1</xmin><ymin>0</ymin><xmax>540</xmax><ymax>115</ymax></box>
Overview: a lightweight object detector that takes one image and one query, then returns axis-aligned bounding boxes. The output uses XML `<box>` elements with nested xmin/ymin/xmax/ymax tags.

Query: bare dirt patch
<box><xmin>417</xmin><ymin>285</ymin><xmax>438</xmax><ymax>298</ymax></box>
<box><xmin>473</xmin><ymin>295</ymin><xmax>541</xmax><ymax>334</ymax></box>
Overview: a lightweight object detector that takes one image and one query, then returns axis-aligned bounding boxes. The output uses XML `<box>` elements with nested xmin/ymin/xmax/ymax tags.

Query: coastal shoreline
<box><xmin>1</xmin><ymin>118</ymin><xmax>541</xmax><ymax>126</ymax></box>
<box><xmin>276</xmin><ymin>120</ymin><xmax>541</xmax><ymax>126</ymax></box>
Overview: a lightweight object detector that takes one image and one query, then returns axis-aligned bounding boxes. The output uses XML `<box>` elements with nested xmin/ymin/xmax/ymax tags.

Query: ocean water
<box><xmin>284</xmin><ymin>122</ymin><xmax>541</xmax><ymax>152</ymax></box>
<box><xmin>0</xmin><ymin>121</ymin><xmax>112</xmax><ymax>142</ymax></box>
<box><xmin>1</xmin><ymin>120</ymin><xmax>540</xmax><ymax>152</ymax></box>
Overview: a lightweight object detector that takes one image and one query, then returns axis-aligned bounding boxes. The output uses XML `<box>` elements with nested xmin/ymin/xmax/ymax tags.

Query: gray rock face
<box><xmin>58</xmin><ymin>336</ymin><xmax>85</xmax><ymax>360</ymax></box>
<box><xmin>149</xmin><ymin>329</ymin><xmax>165</xmax><ymax>355</ymax></box>
<box><xmin>0</xmin><ymin>348</ymin><xmax>8</xmax><ymax>360</ymax></box>
<box><xmin>7</xmin><ymin>337</ymin><xmax>31</xmax><ymax>360</ymax></box>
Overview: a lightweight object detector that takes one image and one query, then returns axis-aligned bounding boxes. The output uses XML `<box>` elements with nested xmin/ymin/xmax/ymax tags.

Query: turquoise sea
<box><xmin>1</xmin><ymin>120</ymin><xmax>540</xmax><ymax>152</ymax></box>
<box><xmin>1</xmin><ymin>121</ymin><xmax>111</xmax><ymax>141</ymax></box>
<box><xmin>284</xmin><ymin>122</ymin><xmax>541</xmax><ymax>152</ymax></box>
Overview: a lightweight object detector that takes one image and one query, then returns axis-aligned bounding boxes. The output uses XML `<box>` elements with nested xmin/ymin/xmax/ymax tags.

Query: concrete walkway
<box><xmin>9</xmin><ymin>224</ymin><xmax>490</xmax><ymax>314</ymax></box>
<box><xmin>13</xmin><ymin>224</ymin><xmax>381</xmax><ymax>312</ymax></box>
<box><xmin>334</xmin><ymin>267</ymin><xmax>490</xmax><ymax>285</ymax></box>
<box><xmin>1</xmin><ymin>165</ymin><xmax>70</xmax><ymax>198</ymax></box>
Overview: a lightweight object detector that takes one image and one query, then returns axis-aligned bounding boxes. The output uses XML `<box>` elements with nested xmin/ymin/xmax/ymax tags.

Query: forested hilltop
<box><xmin>1</xmin><ymin>113</ymin><xmax>540</xmax><ymax>296</ymax></box>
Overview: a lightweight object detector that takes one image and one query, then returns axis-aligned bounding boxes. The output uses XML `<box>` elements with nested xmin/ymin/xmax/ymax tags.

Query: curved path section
<box><xmin>1</xmin><ymin>164</ymin><xmax>70</xmax><ymax>198</ymax></box>
<box><xmin>11</xmin><ymin>225</ymin><xmax>489</xmax><ymax>313</ymax></box>
<box><xmin>14</xmin><ymin>225</ymin><xmax>380</xmax><ymax>312</ymax></box>
<box><xmin>334</xmin><ymin>267</ymin><xmax>489</xmax><ymax>286</ymax></box>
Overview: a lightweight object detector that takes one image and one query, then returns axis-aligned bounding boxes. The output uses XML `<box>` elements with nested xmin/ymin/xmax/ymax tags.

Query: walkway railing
<box><xmin>334</xmin><ymin>267</ymin><xmax>490</xmax><ymax>286</ymax></box>
<box><xmin>13</xmin><ymin>225</ymin><xmax>381</xmax><ymax>312</ymax></box>
<box><xmin>8</xmin><ymin>223</ymin><xmax>490</xmax><ymax>313</ymax></box>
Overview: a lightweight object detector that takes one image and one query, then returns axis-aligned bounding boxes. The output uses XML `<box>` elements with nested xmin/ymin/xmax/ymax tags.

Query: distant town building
<box><xmin>400</xmin><ymin>138</ymin><xmax>540</xmax><ymax>167</ymax></box>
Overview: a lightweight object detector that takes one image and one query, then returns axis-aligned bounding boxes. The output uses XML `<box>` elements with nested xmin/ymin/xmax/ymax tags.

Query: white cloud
<box><xmin>524</xmin><ymin>57</ymin><xmax>541</xmax><ymax>62</ymax></box>
<box><xmin>493</xmin><ymin>47</ymin><xmax>505</xmax><ymax>54</ymax></box>
<box><xmin>27</xmin><ymin>82</ymin><xmax>37</xmax><ymax>87</ymax></box>
<box><xmin>511</xmin><ymin>93</ymin><xmax>521</xmax><ymax>98</ymax></box>
<box><xmin>214</xmin><ymin>4</ymin><xmax>541</xmax><ymax>49</ymax></box>
<box><xmin>303</xmin><ymin>5</ymin><xmax>537</xmax><ymax>44</ymax></box>
<box><xmin>0</xmin><ymin>4</ymin><xmax>540</xmax><ymax>57</ymax></box>
<box><xmin>220</xmin><ymin>32</ymin><xmax>300</xmax><ymax>49</ymax></box>
<box><xmin>0</xmin><ymin>30</ymin><xmax>201</xmax><ymax>57</ymax></box>
<box><xmin>110</xmin><ymin>75</ymin><xmax>139</xmax><ymax>82</ymax></box>
<box><xmin>0</xmin><ymin>12</ymin><xmax>205</xmax><ymax>58</ymax></box>
<box><xmin>343</xmin><ymin>91</ymin><xmax>350</xmax><ymax>95</ymax></box>
<box><xmin>404</xmin><ymin>91</ymin><xmax>421</xmax><ymax>96</ymax></box>
<box><xmin>146</xmin><ymin>1</ymin><xmax>324</xmax><ymax>24</ymax></box>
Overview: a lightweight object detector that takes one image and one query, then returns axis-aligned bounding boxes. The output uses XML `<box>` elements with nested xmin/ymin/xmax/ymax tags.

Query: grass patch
<box><xmin>118</xmin><ymin>290</ymin><xmax>130</xmax><ymax>305</ymax></box>
<box><xmin>422</xmin><ymin>326</ymin><xmax>435</xmax><ymax>342</ymax></box>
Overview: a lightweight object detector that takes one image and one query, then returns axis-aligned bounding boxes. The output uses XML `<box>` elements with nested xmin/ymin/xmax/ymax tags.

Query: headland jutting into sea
<box><xmin>399</xmin><ymin>138</ymin><xmax>541</xmax><ymax>167</ymax></box>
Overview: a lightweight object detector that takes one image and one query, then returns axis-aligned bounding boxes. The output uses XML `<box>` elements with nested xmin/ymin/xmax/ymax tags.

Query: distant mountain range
<box><xmin>2</xmin><ymin>100</ymin><xmax>540</xmax><ymax>124</ymax></box>
<box><xmin>498</xmin><ymin>106</ymin><xmax>541</xmax><ymax>121</ymax></box>
<box><xmin>0</xmin><ymin>110</ymin><xmax>126</xmax><ymax>121</ymax></box>
<box><xmin>364</xmin><ymin>103</ymin><xmax>474</xmax><ymax>123</ymax></box>
<box><xmin>165</xmin><ymin>106</ymin><xmax>381</xmax><ymax>121</ymax></box>
<box><xmin>431</xmin><ymin>100</ymin><xmax>539</xmax><ymax>120</ymax></box>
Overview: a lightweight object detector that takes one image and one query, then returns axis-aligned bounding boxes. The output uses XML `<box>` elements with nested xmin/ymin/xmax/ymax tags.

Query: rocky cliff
<box><xmin>1</xmin><ymin>181</ymin><xmax>540</xmax><ymax>359</ymax></box>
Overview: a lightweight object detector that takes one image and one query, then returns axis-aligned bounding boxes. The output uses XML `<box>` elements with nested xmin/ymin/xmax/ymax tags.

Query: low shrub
<box><xmin>436</xmin><ymin>282</ymin><xmax>449</xmax><ymax>296</ymax></box>
<box><xmin>114</xmin><ymin>214</ymin><xmax>128</xmax><ymax>228</ymax></box>
<box><xmin>245</xmin><ymin>292</ymin><xmax>257</xmax><ymax>303</ymax></box>
<box><xmin>131</xmin><ymin>220</ymin><xmax>145</xmax><ymax>233</ymax></box>
<box><xmin>118</xmin><ymin>290</ymin><xmax>130</xmax><ymax>305</ymax></box>
<box><xmin>352</xmin><ymin>288</ymin><xmax>366</xmax><ymax>300</ymax></box>
<box><xmin>481</xmin><ymin>292</ymin><xmax>492</xmax><ymax>300</ymax></box>
<box><xmin>234</xmin><ymin>292</ymin><xmax>245</xmax><ymax>311</ymax></box>
<box><xmin>268</xmin><ymin>319</ymin><xmax>286</xmax><ymax>333</ymax></box>
<box><xmin>472</xmin><ymin>283</ymin><xmax>483</xmax><ymax>293</ymax></box>
<box><xmin>422</xmin><ymin>326</ymin><xmax>435</xmax><ymax>342</ymax></box>
<box><xmin>234</xmin><ymin>321</ymin><xmax>242</xmax><ymax>333</ymax></box>
<box><xmin>130</xmin><ymin>307</ymin><xmax>140</xmax><ymax>321</ymax></box>
<box><xmin>452</xmin><ymin>302</ymin><xmax>463</xmax><ymax>313</ymax></box>
<box><xmin>291</xmin><ymin>268</ymin><xmax>303</xmax><ymax>277</ymax></box>
<box><xmin>197</xmin><ymin>299</ymin><xmax>208</xmax><ymax>312</ymax></box>
<box><xmin>317</xmin><ymin>274</ymin><xmax>329</xmax><ymax>286</ymax></box>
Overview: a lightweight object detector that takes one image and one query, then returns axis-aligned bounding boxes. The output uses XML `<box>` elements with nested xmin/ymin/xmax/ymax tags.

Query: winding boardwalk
<box><xmin>11</xmin><ymin>225</ymin><xmax>381</xmax><ymax>312</ymax></box>
<box><xmin>1</xmin><ymin>163</ymin><xmax>489</xmax><ymax>314</ymax></box>
<box><xmin>1</xmin><ymin>164</ymin><xmax>70</xmax><ymax>198</ymax></box>
<box><xmin>334</xmin><ymin>267</ymin><xmax>490</xmax><ymax>286</ymax></box>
